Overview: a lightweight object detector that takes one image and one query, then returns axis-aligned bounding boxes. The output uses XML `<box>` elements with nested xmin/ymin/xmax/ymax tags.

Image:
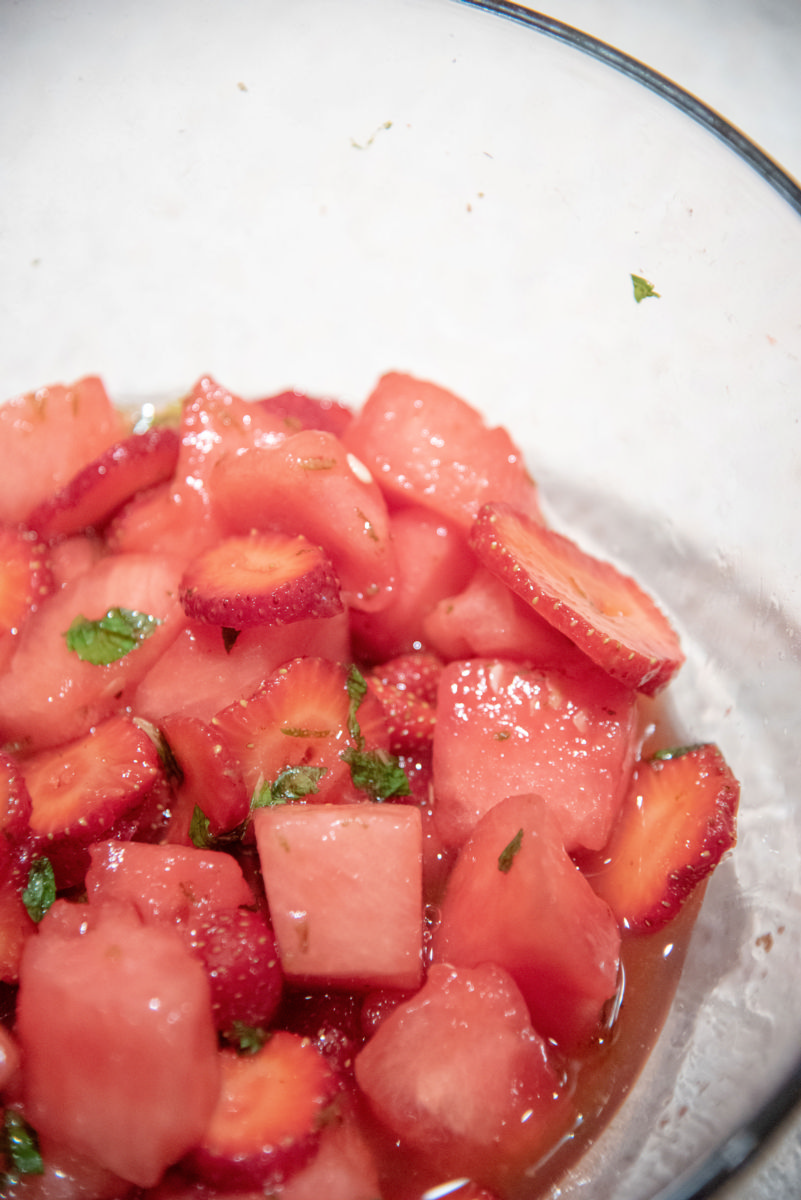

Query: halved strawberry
<box><xmin>470</xmin><ymin>502</ymin><xmax>685</xmax><ymax>695</ymax></box>
<box><xmin>185</xmin><ymin>1032</ymin><xmax>338</xmax><ymax>1190</ymax></box>
<box><xmin>255</xmin><ymin>389</ymin><xmax>353</xmax><ymax>438</ymax></box>
<box><xmin>0</xmin><ymin>854</ymin><xmax>37</xmax><ymax>982</ymax></box>
<box><xmin>26</xmin><ymin>426</ymin><xmax>180</xmax><ymax>539</ymax></box>
<box><xmin>179</xmin><ymin>532</ymin><xmax>343</xmax><ymax>628</ymax></box>
<box><xmin>180</xmin><ymin>907</ymin><xmax>284</xmax><ymax>1037</ymax></box>
<box><xmin>213</xmin><ymin>657</ymin><xmax>394</xmax><ymax>806</ymax></box>
<box><xmin>161</xmin><ymin>714</ymin><xmax>249</xmax><ymax>836</ymax></box>
<box><xmin>342</xmin><ymin>372</ymin><xmax>543</xmax><ymax>534</ymax></box>
<box><xmin>585</xmin><ymin>743</ymin><xmax>739</xmax><ymax>932</ymax></box>
<box><xmin>0</xmin><ymin>376</ymin><xmax>128</xmax><ymax>525</ymax></box>
<box><xmin>22</xmin><ymin>715</ymin><xmax>163</xmax><ymax>842</ymax></box>
<box><xmin>0</xmin><ymin>525</ymin><xmax>52</xmax><ymax>646</ymax></box>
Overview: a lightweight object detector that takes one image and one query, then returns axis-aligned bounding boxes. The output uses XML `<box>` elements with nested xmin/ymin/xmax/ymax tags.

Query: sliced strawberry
<box><xmin>0</xmin><ymin>751</ymin><xmax>33</xmax><ymax>843</ymax></box>
<box><xmin>26</xmin><ymin>426</ymin><xmax>180</xmax><ymax>539</ymax></box>
<box><xmin>0</xmin><ymin>525</ymin><xmax>52</xmax><ymax>652</ymax></box>
<box><xmin>185</xmin><ymin>1032</ymin><xmax>338</xmax><ymax>1190</ymax></box>
<box><xmin>0</xmin><ymin>376</ymin><xmax>128</xmax><ymax>526</ymax></box>
<box><xmin>21</xmin><ymin>715</ymin><xmax>163</xmax><ymax>843</ymax></box>
<box><xmin>180</xmin><ymin>907</ymin><xmax>284</xmax><ymax>1037</ymax></box>
<box><xmin>0</xmin><ymin>857</ymin><xmax>37</xmax><ymax>983</ymax></box>
<box><xmin>161</xmin><ymin>714</ymin><xmax>249</xmax><ymax>835</ymax></box>
<box><xmin>213</xmin><ymin>657</ymin><xmax>392</xmax><ymax>806</ymax></box>
<box><xmin>364</xmin><ymin>675</ymin><xmax>436</xmax><ymax>756</ymax></box>
<box><xmin>179</xmin><ymin>532</ymin><xmax>343</xmax><ymax>628</ymax></box>
<box><xmin>368</xmin><ymin>651</ymin><xmax>444</xmax><ymax>706</ymax></box>
<box><xmin>585</xmin><ymin>743</ymin><xmax>739</xmax><ymax>932</ymax></box>
<box><xmin>342</xmin><ymin>372</ymin><xmax>543</xmax><ymax>534</ymax></box>
<box><xmin>255</xmin><ymin>389</ymin><xmax>354</xmax><ymax>438</ymax></box>
<box><xmin>278</xmin><ymin>989</ymin><xmax>364</xmax><ymax>1083</ymax></box>
<box><xmin>470</xmin><ymin>502</ymin><xmax>685</xmax><ymax>696</ymax></box>
<box><xmin>207</xmin><ymin>429</ymin><xmax>396</xmax><ymax>612</ymax></box>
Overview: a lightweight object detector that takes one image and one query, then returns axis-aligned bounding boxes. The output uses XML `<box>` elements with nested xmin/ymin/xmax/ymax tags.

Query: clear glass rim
<box><xmin>456</xmin><ymin>1</ymin><xmax>801</xmax><ymax>1196</ymax></box>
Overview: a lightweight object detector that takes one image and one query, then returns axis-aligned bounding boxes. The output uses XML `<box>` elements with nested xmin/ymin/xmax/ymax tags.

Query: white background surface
<box><xmin>1</xmin><ymin>2</ymin><xmax>800</xmax><ymax>1199</ymax></box>
<box><xmin>527</xmin><ymin>5</ymin><xmax>801</xmax><ymax>1197</ymax></box>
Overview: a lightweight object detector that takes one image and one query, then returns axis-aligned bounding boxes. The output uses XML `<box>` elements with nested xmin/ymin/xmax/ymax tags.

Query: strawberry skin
<box><xmin>22</xmin><ymin>715</ymin><xmax>163</xmax><ymax>843</ymax></box>
<box><xmin>364</xmin><ymin>675</ymin><xmax>436</xmax><ymax>756</ymax></box>
<box><xmin>470</xmin><ymin>501</ymin><xmax>685</xmax><ymax>695</ymax></box>
<box><xmin>26</xmin><ymin>426</ymin><xmax>180</xmax><ymax>539</ymax></box>
<box><xmin>161</xmin><ymin>714</ymin><xmax>249</xmax><ymax>835</ymax></box>
<box><xmin>586</xmin><ymin>743</ymin><xmax>739</xmax><ymax>932</ymax></box>
<box><xmin>180</xmin><ymin>532</ymin><xmax>343</xmax><ymax>628</ymax></box>
<box><xmin>181</xmin><ymin>907</ymin><xmax>284</xmax><ymax>1036</ymax></box>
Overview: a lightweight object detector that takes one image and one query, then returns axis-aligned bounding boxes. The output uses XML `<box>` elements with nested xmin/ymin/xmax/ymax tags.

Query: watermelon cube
<box><xmin>432</xmin><ymin>657</ymin><xmax>638</xmax><ymax>853</ymax></box>
<box><xmin>354</xmin><ymin>962</ymin><xmax>569</xmax><ymax>1179</ymax></box>
<box><xmin>432</xmin><ymin>793</ymin><xmax>621</xmax><ymax>1050</ymax></box>
<box><xmin>254</xmin><ymin>804</ymin><xmax>422</xmax><ymax>990</ymax></box>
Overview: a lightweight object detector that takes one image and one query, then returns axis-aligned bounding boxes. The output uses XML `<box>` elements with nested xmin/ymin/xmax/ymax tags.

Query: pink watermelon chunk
<box><xmin>432</xmin><ymin>657</ymin><xmax>638</xmax><ymax>853</ymax></box>
<box><xmin>254</xmin><ymin>803</ymin><xmax>423</xmax><ymax>990</ymax></box>
<box><xmin>432</xmin><ymin>793</ymin><xmax>621</xmax><ymax>1050</ymax></box>
<box><xmin>354</xmin><ymin>962</ymin><xmax>570</xmax><ymax>1180</ymax></box>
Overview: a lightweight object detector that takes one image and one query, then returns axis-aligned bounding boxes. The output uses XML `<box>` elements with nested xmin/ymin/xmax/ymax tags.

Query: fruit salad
<box><xmin>0</xmin><ymin>371</ymin><xmax>739</xmax><ymax>1200</ymax></box>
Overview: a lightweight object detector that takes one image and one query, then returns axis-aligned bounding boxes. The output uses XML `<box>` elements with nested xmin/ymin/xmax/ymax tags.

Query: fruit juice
<box><xmin>0</xmin><ymin>372</ymin><xmax>739</xmax><ymax>1199</ymax></box>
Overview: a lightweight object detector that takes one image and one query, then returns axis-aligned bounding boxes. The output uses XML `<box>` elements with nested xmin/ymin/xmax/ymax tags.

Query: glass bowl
<box><xmin>2</xmin><ymin>2</ymin><xmax>800</xmax><ymax>1197</ymax></box>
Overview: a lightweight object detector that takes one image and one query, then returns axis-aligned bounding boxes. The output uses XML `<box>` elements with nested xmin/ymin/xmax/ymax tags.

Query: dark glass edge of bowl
<box><xmin>456</xmin><ymin>0</ymin><xmax>801</xmax><ymax>217</ymax></box>
<box><xmin>451</xmin><ymin>3</ymin><xmax>801</xmax><ymax>1195</ymax></box>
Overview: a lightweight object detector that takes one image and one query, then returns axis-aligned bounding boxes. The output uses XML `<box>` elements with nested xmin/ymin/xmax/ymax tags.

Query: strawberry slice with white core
<box><xmin>180</xmin><ymin>531</ymin><xmax>343</xmax><ymax>628</ymax></box>
<box><xmin>186</xmin><ymin>1031</ymin><xmax>338</xmax><ymax>1190</ymax></box>
<box><xmin>470</xmin><ymin>501</ymin><xmax>685</xmax><ymax>695</ymax></box>
<box><xmin>586</xmin><ymin>743</ymin><xmax>739</xmax><ymax>932</ymax></box>
<box><xmin>22</xmin><ymin>715</ymin><xmax>163</xmax><ymax>842</ymax></box>
<box><xmin>26</xmin><ymin>426</ymin><xmax>180</xmax><ymax>539</ymax></box>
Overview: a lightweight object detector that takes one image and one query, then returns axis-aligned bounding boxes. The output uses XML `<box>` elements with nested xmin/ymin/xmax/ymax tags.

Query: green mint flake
<box><xmin>651</xmin><ymin>743</ymin><xmax>704</xmax><ymax>761</ymax></box>
<box><xmin>299</xmin><ymin>456</ymin><xmax>337</xmax><ymax>471</ymax></box>
<box><xmin>346</xmin><ymin>665</ymin><xmax>368</xmax><ymax>746</ymax></box>
<box><xmin>64</xmin><ymin>607</ymin><xmax>160</xmax><ymax>665</ymax></box>
<box><xmin>251</xmin><ymin>765</ymin><xmax>328</xmax><ymax>810</ymax></box>
<box><xmin>2</xmin><ymin>1110</ymin><xmax>44</xmax><ymax>1176</ymax></box>
<box><xmin>498</xmin><ymin>828</ymin><xmax>524</xmax><ymax>874</ymax></box>
<box><xmin>226</xmin><ymin>1022</ymin><xmax>270</xmax><ymax>1055</ymax></box>
<box><xmin>280</xmin><ymin>726</ymin><xmax>331</xmax><ymax>738</ymax></box>
<box><xmin>221</xmin><ymin>627</ymin><xmax>241</xmax><ymax>654</ymax></box>
<box><xmin>631</xmin><ymin>273</ymin><xmax>661</xmax><ymax>303</ymax></box>
<box><xmin>341</xmin><ymin>746</ymin><xmax>410</xmax><ymax>801</ymax></box>
<box><xmin>189</xmin><ymin>805</ymin><xmax>212</xmax><ymax>849</ymax></box>
<box><xmin>22</xmin><ymin>857</ymin><xmax>56</xmax><ymax>923</ymax></box>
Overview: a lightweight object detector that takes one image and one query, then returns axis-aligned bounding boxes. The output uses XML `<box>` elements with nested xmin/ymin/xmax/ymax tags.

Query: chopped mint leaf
<box><xmin>2</xmin><ymin>1110</ymin><xmax>44</xmax><ymax>1175</ymax></box>
<box><xmin>299</xmin><ymin>456</ymin><xmax>337</xmax><ymax>470</ymax></box>
<box><xmin>227</xmin><ymin>1022</ymin><xmax>270</xmax><ymax>1055</ymax></box>
<box><xmin>189</xmin><ymin>805</ymin><xmax>212</xmax><ymax>849</ymax></box>
<box><xmin>651</xmin><ymin>743</ymin><xmax>704</xmax><ymax>761</ymax></box>
<box><xmin>251</xmin><ymin>765</ymin><xmax>328</xmax><ymax>810</ymax></box>
<box><xmin>64</xmin><ymin>607</ymin><xmax>160</xmax><ymax>665</ymax></box>
<box><xmin>498</xmin><ymin>828</ymin><xmax>524</xmax><ymax>874</ymax></box>
<box><xmin>221</xmin><ymin>627</ymin><xmax>241</xmax><ymax>654</ymax></box>
<box><xmin>22</xmin><ymin>857</ymin><xmax>56</xmax><ymax>923</ymax></box>
<box><xmin>341</xmin><ymin>746</ymin><xmax>410</xmax><ymax>801</ymax></box>
<box><xmin>631</xmin><ymin>274</ymin><xmax>660</xmax><ymax>303</ymax></box>
<box><xmin>346</xmin><ymin>665</ymin><xmax>368</xmax><ymax>746</ymax></box>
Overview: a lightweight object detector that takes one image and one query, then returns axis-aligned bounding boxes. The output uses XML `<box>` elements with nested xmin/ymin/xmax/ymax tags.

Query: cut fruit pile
<box><xmin>0</xmin><ymin>371</ymin><xmax>739</xmax><ymax>1200</ymax></box>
